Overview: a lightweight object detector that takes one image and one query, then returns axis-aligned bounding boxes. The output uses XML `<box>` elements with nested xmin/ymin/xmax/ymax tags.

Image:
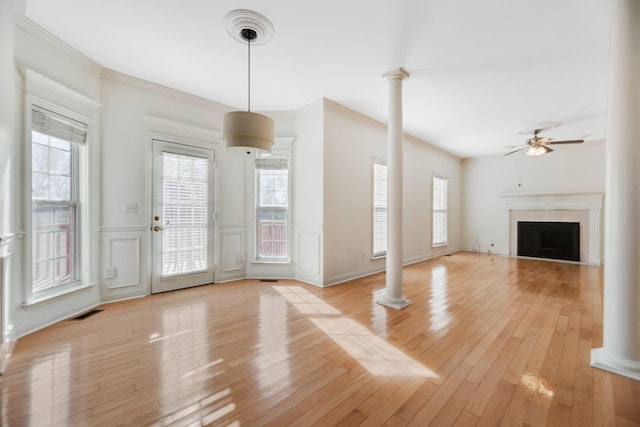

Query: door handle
<box><xmin>153</xmin><ymin>226</ymin><xmax>163</xmax><ymax>232</ymax></box>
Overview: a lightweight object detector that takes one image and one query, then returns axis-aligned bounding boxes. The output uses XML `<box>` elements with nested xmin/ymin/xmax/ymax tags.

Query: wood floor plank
<box><xmin>1</xmin><ymin>252</ymin><xmax>634</xmax><ymax>427</ymax></box>
<box><xmin>429</xmin><ymin>380</ymin><xmax>476</xmax><ymax>426</ymax></box>
<box><xmin>406</xmin><ymin>362</ymin><xmax>473</xmax><ymax>426</ymax></box>
<box><xmin>612</xmin><ymin>373</ymin><xmax>640</xmax><ymax>423</ymax></box>
<box><xmin>593</xmin><ymin>369</ymin><xmax>617</xmax><ymax>427</ymax></box>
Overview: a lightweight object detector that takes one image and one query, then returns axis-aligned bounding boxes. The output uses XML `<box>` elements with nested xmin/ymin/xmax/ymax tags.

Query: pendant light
<box><xmin>222</xmin><ymin>10</ymin><xmax>275</xmax><ymax>156</ymax></box>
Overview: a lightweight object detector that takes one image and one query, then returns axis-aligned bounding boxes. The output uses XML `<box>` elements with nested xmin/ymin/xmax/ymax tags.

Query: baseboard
<box><xmin>322</xmin><ymin>248</ymin><xmax>463</xmax><ymax>287</ymax></box>
<box><xmin>591</xmin><ymin>347</ymin><xmax>640</xmax><ymax>381</ymax></box>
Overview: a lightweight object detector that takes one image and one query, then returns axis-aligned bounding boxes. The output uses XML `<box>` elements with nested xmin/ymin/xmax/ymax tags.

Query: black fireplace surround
<box><xmin>517</xmin><ymin>221</ymin><xmax>580</xmax><ymax>262</ymax></box>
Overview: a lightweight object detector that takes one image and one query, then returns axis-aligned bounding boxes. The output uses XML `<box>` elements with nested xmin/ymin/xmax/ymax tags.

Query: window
<box><xmin>30</xmin><ymin>106</ymin><xmax>86</xmax><ymax>293</ymax></box>
<box><xmin>256</xmin><ymin>158</ymin><xmax>289</xmax><ymax>260</ymax></box>
<box><xmin>372</xmin><ymin>160</ymin><xmax>387</xmax><ymax>257</ymax></box>
<box><xmin>432</xmin><ymin>175</ymin><xmax>448</xmax><ymax>246</ymax></box>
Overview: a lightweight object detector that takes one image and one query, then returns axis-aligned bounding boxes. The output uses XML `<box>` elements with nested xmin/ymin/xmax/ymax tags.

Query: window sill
<box><xmin>432</xmin><ymin>243</ymin><xmax>448</xmax><ymax>248</ymax></box>
<box><xmin>22</xmin><ymin>282</ymin><xmax>97</xmax><ymax>309</ymax></box>
<box><xmin>251</xmin><ymin>259</ymin><xmax>292</xmax><ymax>265</ymax></box>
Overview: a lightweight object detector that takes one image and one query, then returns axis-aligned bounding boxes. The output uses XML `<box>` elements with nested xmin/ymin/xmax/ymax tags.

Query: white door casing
<box><xmin>151</xmin><ymin>140</ymin><xmax>215</xmax><ymax>293</ymax></box>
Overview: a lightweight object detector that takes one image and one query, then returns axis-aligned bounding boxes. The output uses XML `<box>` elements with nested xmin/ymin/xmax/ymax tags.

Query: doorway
<box><xmin>151</xmin><ymin>140</ymin><xmax>215</xmax><ymax>293</ymax></box>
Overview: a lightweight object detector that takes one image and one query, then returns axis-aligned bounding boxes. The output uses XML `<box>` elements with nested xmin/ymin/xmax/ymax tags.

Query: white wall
<box><xmin>461</xmin><ymin>141</ymin><xmax>606</xmax><ymax>255</ymax></box>
<box><xmin>293</xmin><ymin>99</ymin><xmax>325</xmax><ymax>285</ymax></box>
<box><xmin>404</xmin><ymin>134</ymin><xmax>462</xmax><ymax>262</ymax></box>
<box><xmin>0</xmin><ymin>0</ymin><xmax>19</xmax><ymax>372</ymax></box>
<box><xmin>323</xmin><ymin>100</ymin><xmax>462</xmax><ymax>286</ymax></box>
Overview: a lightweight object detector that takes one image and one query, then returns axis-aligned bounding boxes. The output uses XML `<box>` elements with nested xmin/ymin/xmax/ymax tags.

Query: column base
<box><xmin>591</xmin><ymin>347</ymin><xmax>640</xmax><ymax>381</ymax></box>
<box><xmin>376</xmin><ymin>297</ymin><xmax>413</xmax><ymax>310</ymax></box>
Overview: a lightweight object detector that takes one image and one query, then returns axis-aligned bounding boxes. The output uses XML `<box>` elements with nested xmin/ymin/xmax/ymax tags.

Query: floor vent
<box><xmin>72</xmin><ymin>309</ymin><xmax>103</xmax><ymax>320</ymax></box>
<box><xmin>260</xmin><ymin>279</ymin><xmax>279</xmax><ymax>282</ymax></box>
<box><xmin>445</xmin><ymin>254</ymin><xmax>453</xmax><ymax>257</ymax></box>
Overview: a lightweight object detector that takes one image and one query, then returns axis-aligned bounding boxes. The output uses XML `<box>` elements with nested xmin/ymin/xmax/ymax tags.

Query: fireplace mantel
<box><xmin>499</xmin><ymin>192</ymin><xmax>603</xmax><ymax>210</ymax></box>
<box><xmin>499</xmin><ymin>192</ymin><xmax>604</xmax><ymax>264</ymax></box>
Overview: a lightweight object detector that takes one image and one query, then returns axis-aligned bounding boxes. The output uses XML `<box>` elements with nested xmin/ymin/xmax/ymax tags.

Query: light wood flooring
<box><xmin>2</xmin><ymin>251</ymin><xmax>639</xmax><ymax>426</ymax></box>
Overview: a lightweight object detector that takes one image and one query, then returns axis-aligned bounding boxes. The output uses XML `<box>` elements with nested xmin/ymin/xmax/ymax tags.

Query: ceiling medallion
<box><xmin>224</xmin><ymin>9</ymin><xmax>275</xmax><ymax>46</ymax></box>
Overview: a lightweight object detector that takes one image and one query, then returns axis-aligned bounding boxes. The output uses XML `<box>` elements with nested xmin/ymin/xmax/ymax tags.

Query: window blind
<box><xmin>32</xmin><ymin>106</ymin><xmax>87</xmax><ymax>144</ymax></box>
<box><xmin>255</xmin><ymin>158</ymin><xmax>288</xmax><ymax>170</ymax></box>
<box><xmin>432</xmin><ymin>176</ymin><xmax>448</xmax><ymax>246</ymax></box>
<box><xmin>373</xmin><ymin>161</ymin><xmax>387</xmax><ymax>257</ymax></box>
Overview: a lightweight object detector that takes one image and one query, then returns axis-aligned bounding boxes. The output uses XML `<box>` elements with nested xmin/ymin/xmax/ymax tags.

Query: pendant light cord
<box><xmin>241</xmin><ymin>28</ymin><xmax>257</xmax><ymax>113</ymax></box>
<box><xmin>247</xmin><ymin>32</ymin><xmax>251</xmax><ymax>112</ymax></box>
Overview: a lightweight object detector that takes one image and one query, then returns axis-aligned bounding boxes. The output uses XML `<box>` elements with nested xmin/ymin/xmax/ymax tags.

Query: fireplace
<box><xmin>500</xmin><ymin>192</ymin><xmax>603</xmax><ymax>265</ymax></box>
<box><xmin>517</xmin><ymin>221</ymin><xmax>580</xmax><ymax>262</ymax></box>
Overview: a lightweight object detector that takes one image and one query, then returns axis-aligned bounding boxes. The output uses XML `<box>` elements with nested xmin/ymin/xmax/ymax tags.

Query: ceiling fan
<box><xmin>505</xmin><ymin>128</ymin><xmax>584</xmax><ymax>156</ymax></box>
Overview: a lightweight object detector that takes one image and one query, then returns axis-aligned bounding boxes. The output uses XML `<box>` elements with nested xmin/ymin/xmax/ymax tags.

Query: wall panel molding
<box><xmin>101</xmin><ymin>229</ymin><xmax>148</xmax><ymax>301</ymax></box>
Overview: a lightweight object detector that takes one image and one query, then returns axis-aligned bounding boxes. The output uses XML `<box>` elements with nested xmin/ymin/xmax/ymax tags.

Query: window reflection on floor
<box><xmin>152</xmin><ymin>302</ymin><xmax>239</xmax><ymax>425</ymax></box>
<box><xmin>430</xmin><ymin>265</ymin><xmax>452</xmax><ymax>333</ymax></box>
<box><xmin>30</xmin><ymin>344</ymin><xmax>70</xmax><ymax>424</ymax></box>
<box><xmin>254</xmin><ymin>294</ymin><xmax>292</xmax><ymax>392</ymax></box>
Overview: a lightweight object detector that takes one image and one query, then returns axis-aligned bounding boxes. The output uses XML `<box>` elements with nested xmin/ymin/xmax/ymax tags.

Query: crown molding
<box><xmin>21</xmin><ymin>67</ymin><xmax>101</xmax><ymax>115</ymax></box>
<box><xmin>17</xmin><ymin>17</ymin><xmax>102</xmax><ymax>74</ymax></box>
<box><xmin>143</xmin><ymin>114</ymin><xmax>221</xmax><ymax>146</ymax></box>
<box><xmin>101</xmin><ymin>68</ymin><xmax>235</xmax><ymax>112</ymax></box>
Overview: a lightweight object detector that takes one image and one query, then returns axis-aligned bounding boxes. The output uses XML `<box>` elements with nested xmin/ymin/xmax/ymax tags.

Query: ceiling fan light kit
<box><xmin>506</xmin><ymin>127</ymin><xmax>584</xmax><ymax>157</ymax></box>
<box><xmin>526</xmin><ymin>145</ymin><xmax>551</xmax><ymax>156</ymax></box>
<box><xmin>222</xmin><ymin>10</ymin><xmax>275</xmax><ymax>156</ymax></box>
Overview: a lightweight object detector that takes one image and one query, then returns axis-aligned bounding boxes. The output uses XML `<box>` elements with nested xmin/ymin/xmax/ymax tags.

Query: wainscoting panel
<box><xmin>0</xmin><ymin>233</ymin><xmax>21</xmax><ymax>373</ymax></box>
<box><xmin>107</xmin><ymin>238</ymin><xmax>141</xmax><ymax>289</ymax></box>
<box><xmin>101</xmin><ymin>227</ymin><xmax>148</xmax><ymax>301</ymax></box>
<box><xmin>220</xmin><ymin>227</ymin><xmax>245</xmax><ymax>282</ymax></box>
<box><xmin>296</xmin><ymin>227</ymin><xmax>323</xmax><ymax>286</ymax></box>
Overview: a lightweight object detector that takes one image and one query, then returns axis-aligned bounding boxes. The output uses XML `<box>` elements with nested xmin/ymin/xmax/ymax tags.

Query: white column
<box><xmin>591</xmin><ymin>0</ymin><xmax>640</xmax><ymax>380</ymax></box>
<box><xmin>377</xmin><ymin>67</ymin><xmax>412</xmax><ymax>310</ymax></box>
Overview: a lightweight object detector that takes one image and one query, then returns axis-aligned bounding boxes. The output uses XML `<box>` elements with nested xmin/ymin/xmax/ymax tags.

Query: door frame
<box><xmin>147</xmin><ymin>132</ymin><xmax>219</xmax><ymax>294</ymax></box>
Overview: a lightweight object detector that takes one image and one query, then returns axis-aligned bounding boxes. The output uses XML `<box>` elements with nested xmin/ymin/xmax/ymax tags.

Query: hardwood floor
<box><xmin>2</xmin><ymin>252</ymin><xmax>639</xmax><ymax>426</ymax></box>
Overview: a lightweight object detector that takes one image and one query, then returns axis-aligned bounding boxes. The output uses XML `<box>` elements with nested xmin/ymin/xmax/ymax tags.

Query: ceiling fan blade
<box><xmin>542</xmin><ymin>145</ymin><xmax>553</xmax><ymax>153</ymax></box>
<box><xmin>504</xmin><ymin>146</ymin><xmax>527</xmax><ymax>156</ymax></box>
<box><xmin>535</xmin><ymin>137</ymin><xmax>552</xmax><ymax>144</ymax></box>
<box><xmin>548</xmin><ymin>139</ymin><xmax>584</xmax><ymax>145</ymax></box>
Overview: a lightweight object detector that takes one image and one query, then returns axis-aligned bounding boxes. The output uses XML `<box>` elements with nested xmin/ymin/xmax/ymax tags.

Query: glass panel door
<box><xmin>152</xmin><ymin>140</ymin><xmax>214</xmax><ymax>293</ymax></box>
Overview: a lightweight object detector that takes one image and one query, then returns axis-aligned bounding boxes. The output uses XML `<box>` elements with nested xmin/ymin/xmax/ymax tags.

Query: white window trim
<box><xmin>432</xmin><ymin>174</ymin><xmax>449</xmax><ymax>248</ymax></box>
<box><xmin>253</xmin><ymin>155</ymin><xmax>292</xmax><ymax>263</ymax></box>
<box><xmin>22</xmin><ymin>69</ymin><xmax>101</xmax><ymax>305</ymax></box>
<box><xmin>372</xmin><ymin>158</ymin><xmax>387</xmax><ymax>259</ymax></box>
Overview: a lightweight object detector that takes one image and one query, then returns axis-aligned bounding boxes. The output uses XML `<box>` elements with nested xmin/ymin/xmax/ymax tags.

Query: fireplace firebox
<box><xmin>517</xmin><ymin>221</ymin><xmax>580</xmax><ymax>262</ymax></box>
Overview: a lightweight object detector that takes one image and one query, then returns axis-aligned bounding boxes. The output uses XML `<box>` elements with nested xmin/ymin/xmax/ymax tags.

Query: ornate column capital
<box><xmin>382</xmin><ymin>67</ymin><xmax>410</xmax><ymax>81</ymax></box>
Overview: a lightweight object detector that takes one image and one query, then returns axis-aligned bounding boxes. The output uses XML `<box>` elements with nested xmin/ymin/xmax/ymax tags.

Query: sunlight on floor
<box><xmin>273</xmin><ymin>285</ymin><xmax>438</xmax><ymax>378</ymax></box>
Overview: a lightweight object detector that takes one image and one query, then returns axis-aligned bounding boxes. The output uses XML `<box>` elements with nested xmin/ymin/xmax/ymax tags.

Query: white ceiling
<box><xmin>24</xmin><ymin>0</ymin><xmax>611</xmax><ymax>158</ymax></box>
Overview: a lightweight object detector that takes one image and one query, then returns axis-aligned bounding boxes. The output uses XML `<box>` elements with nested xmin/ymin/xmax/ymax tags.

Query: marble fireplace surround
<box><xmin>500</xmin><ymin>192</ymin><xmax>604</xmax><ymax>265</ymax></box>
